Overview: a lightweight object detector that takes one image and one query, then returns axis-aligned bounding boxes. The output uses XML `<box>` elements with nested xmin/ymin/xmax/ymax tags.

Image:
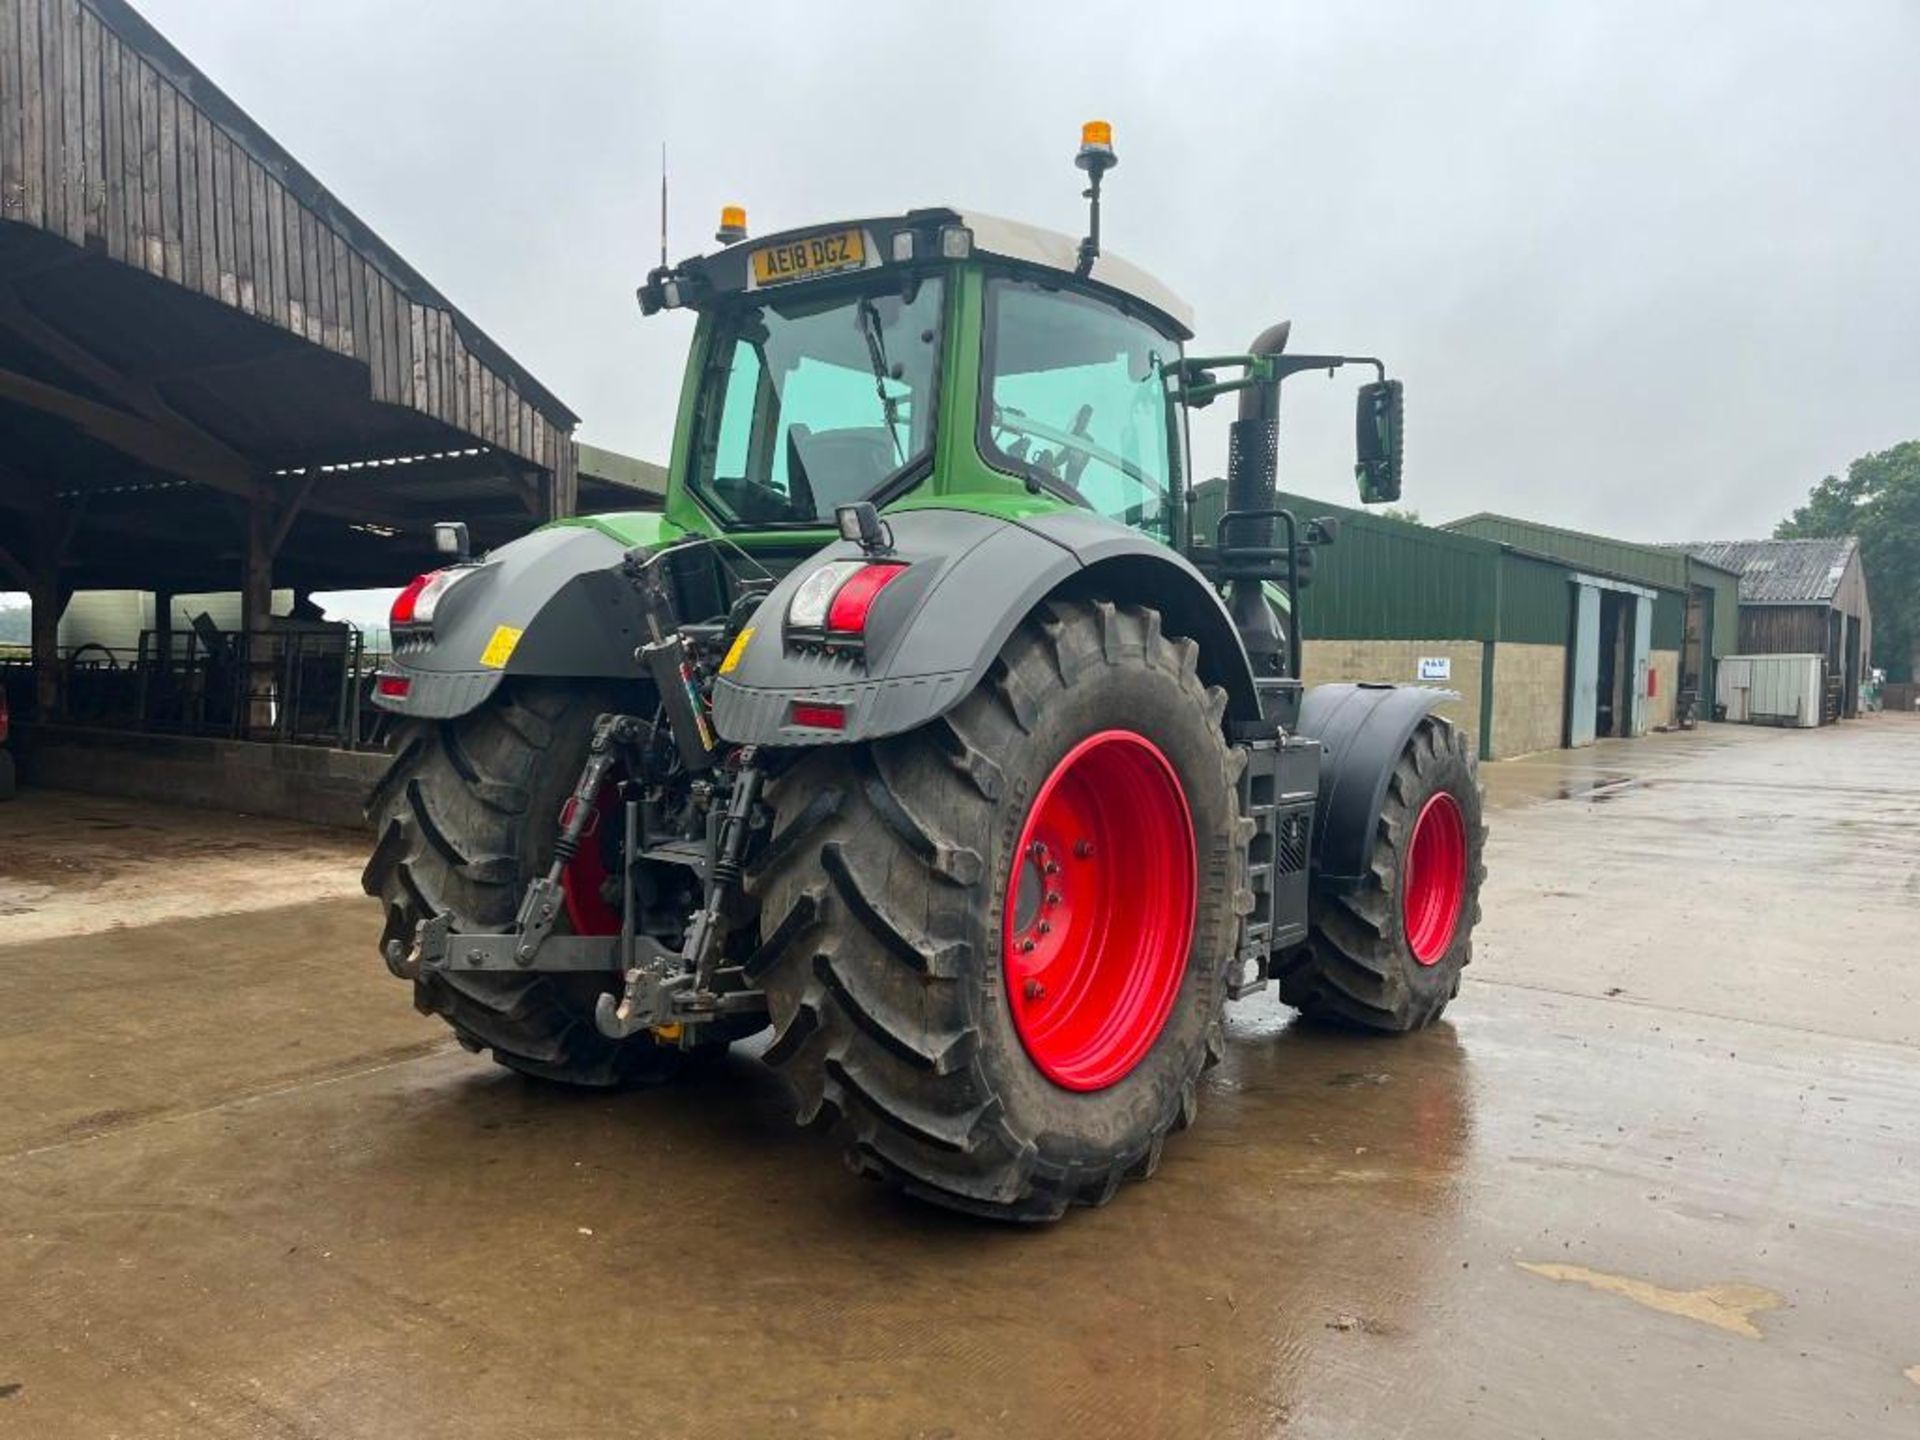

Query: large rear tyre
<box><xmin>747</xmin><ymin>600</ymin><xmax>1248</xmax><ymax>1221</ymax></box>
<box><xmin>1278</xmin><ymin>715</ymin><xmax>1486</xmax><ymax>1031</ymax></box>
<box><xmin>361</xmin><ymin>681</ymin><xmax>685</xmax><ymax>1086</ymax></box>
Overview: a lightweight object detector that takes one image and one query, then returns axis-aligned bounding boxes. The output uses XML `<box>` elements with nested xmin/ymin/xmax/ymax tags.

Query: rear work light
<box><xmin>786</xmin><ymin>561</ymin><xmax>907</xmax><ymax>642</ymax></box>
<box><xmin>390</xmin><ymin>567</ymin><xmax>471</xmax><ymax>629</ymax></box>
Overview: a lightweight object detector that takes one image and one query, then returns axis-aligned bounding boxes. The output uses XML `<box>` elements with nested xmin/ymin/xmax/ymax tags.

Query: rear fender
<box><xmin>1296</xmin><ymin>682</ymin><xmax>1454</xmax><ymax>889</ymax></box>
<box><xmin>711</xmin><ymin>507</ymin><xmax>1260</xmax><ymax>745</ymax></box>
<box><xmin>373</xmin><ymin>525</ymin><xmax>652</xmax><ymax>720</ymax></box>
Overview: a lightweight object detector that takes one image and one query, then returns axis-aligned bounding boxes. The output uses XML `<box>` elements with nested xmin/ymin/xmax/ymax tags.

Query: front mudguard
<box><xmin>372</xmin><ymin>524</ymin><xmax>653</xmax><ymax>720</ymax></box>
<box><xmin>1296</xmin><ymin>682</ymin><xmax>1456</xmax><ymax>890</ymax></box>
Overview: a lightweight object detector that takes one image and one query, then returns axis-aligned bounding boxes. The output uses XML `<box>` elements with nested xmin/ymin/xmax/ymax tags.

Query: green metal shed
<box><xmin>1445</xmin><ymin>513</ymin><xmax>1742</xmax><ymax>712</ymax></box>
<box><xmin>1263</xmin><ymin>494</ymin><xmax>1699</xmax><ymax>760</ymax></box>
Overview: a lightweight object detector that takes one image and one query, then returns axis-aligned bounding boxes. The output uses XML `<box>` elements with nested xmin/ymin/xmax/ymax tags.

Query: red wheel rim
<box><xmin>560</xmin><ymin>779</ymin><xmax>622</xmax><ymax>935</ymax></box>
<box><xmin>1403</xmin><ymin>791</ymin><xmax>1467</xmax><ymax>965</ymax></box>
<box><xmin>1003</xmin><ymin>730</ymin><xmax>1197</xmax><ymax>1092</ymax></box>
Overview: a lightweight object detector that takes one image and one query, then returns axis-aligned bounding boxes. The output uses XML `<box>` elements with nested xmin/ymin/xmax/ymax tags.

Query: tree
<box><xmin>1377</xmin><ymin>506</ymin><xmax>1424</xmax><ymax>525</ymax></box>
<box><xmin>1777</xmin><ymin>441</ymin><xmax>1920</xmax><ymax>681</ymax></box>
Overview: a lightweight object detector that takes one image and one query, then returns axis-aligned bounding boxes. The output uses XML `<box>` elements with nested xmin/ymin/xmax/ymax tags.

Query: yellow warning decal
<box><xmin>719</xmin><ymin>625</ymin><xmax>755</xmax><ymax>675</ymax></box>
<box><xmin>479</xmin><ymin>624</ymin><xmax>524</xmax><ymax>669</ymax></box>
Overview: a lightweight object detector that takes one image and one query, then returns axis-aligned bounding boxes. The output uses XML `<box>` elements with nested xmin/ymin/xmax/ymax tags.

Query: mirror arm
<box><xmin>1176</xmin><ymin>353</ymin><xmax>1385</xmax><ymax>407</ymax></box>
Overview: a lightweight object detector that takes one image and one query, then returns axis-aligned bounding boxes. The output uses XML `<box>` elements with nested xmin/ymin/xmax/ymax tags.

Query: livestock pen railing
<box><xmin>0</xmin><ymin>627</ymin><xmax>393</xmax><ymax>750</ymax></box>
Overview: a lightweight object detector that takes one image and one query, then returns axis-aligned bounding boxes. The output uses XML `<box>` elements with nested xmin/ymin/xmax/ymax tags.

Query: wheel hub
<box><xmin>560</xmin><ymin>778</ymin><xmax>623</xmax><ymax>936</ymax></box>
<box><xmin>1003</xmin><ymin>730</ymin><xmax>1196</xmax><ymax>1092</ymax></box>
<box><xmin>1403</xmin><ymin>790</ymin><xmax>1467</xmax><ymax>965</ymax></box>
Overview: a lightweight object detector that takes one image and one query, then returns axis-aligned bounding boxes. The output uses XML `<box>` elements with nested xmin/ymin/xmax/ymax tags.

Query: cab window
<box><xmin>981</xmin><ymin>277</ymin><xmax>1180</xmax><ymax>541</ymax></box>
<box><xmin>694</xmin><ymin>277</ymin><xmax>944</xmax><ymax>527</ymax></box>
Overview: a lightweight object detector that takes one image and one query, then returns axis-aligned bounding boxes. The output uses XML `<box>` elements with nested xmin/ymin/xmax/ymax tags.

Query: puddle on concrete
<box><xmin>1517</xmin><ymin>1262</ymin><xmax>1783</xmax><ymax>1338</ymax></box>
<box><xmin>1539</xmin><ymin>773</ymin><xmax>1653</xmax><ymax>802</ymax></box>
<box><xmin>1584</xmin><ymin>777</ymin><xmax>1652</xmax><ymax>803</ymax></box>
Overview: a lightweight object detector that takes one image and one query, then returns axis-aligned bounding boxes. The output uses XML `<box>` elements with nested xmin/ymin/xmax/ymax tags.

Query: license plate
<box><xmin>751</xmin><ymin>228</ymin><xmax>866</xmax><ymax>287</ymax></box>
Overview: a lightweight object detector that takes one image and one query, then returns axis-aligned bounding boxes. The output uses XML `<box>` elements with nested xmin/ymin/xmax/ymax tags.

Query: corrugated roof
<box><xmin>1443</xmin><ymin>512</ymin><xmax>1696</xmax><ymax>592</ymax></box>
<box><xmin>1674</xmin><ymin>538</ymin><xmax>1858</xmax><ymax>605</ymax></box>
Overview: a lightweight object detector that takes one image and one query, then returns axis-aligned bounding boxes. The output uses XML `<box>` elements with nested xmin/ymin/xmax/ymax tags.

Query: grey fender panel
<box><xmin>712</xmin><ymin>506</ymin><xmax>1258</xmax><ymax>745</ymax></box>
<box><xmin>373</xmin><ymin>524</ymin><xmax>647</xmax><ymax>721</ymax></box>
<box><xmin>1022</xmin><ymin>509</ymin><xmax>1261</xmax><ymax>723</ymax></box>
<box><xmin>1295</xmin><ymin>682</ymin><xmax>1454</xmax><ymax>889</ymax></box>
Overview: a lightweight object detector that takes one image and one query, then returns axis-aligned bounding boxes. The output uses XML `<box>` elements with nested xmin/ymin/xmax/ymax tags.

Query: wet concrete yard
<box><xmin>2</xmin><ymin>718</ymin><xmax>1917</xmax><ymax>1437</ymax></box>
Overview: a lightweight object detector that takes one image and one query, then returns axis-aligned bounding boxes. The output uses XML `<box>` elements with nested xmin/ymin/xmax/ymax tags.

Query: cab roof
<box><xmin>643</xmin><ymin>206</ymin><xmax>1195</xmax><ymax>339</ymax></box>
<box><xmin>954</xmin><ymin>210</ymin><xmax>1194</xmax><ymax>337</ymax></box>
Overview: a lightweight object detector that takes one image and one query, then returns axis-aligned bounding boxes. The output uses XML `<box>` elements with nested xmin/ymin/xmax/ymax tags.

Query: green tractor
<box><xmin>364</xmin><ymin>125</ymin><xmax>1486</xmax><ymax>1220</ymax></box>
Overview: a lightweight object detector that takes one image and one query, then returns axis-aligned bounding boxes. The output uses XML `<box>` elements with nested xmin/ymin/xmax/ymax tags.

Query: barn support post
<box><xmin>1</xmin><ymin>484</ymin><xmax>72</xmax><ymax>721</ymax></box>
<box><xmin>153</xmin><ymin>586</ymin><xmax>174</xmax><ymax>662</ymax></box>
<box><xmin>241</xmin><ymin>486</ymin><xmax>276</xmax><ymax>734</ymax></box>
<box><xmin>238</xmin><ymin>474</ymin><xmax>319</xmax><ymax>735</ymax></box>
<box><xmin>28</xmin><ymin>555</ymin><xmax>65</xmax><ymax>721</ymax></box>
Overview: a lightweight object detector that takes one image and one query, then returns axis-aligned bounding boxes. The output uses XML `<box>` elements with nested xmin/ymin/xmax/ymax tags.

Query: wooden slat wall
<box><xmin>0</xmin><ymin>0</ymin><xmax>573</xmax><ymax>494</ymax></box>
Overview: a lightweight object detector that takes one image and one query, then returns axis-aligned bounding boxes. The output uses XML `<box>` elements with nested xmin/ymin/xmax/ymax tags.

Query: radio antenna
<box><xmin>659</xmin><ymin>143</ymin><xmax>669</xmax><ymax>269</ymax></box>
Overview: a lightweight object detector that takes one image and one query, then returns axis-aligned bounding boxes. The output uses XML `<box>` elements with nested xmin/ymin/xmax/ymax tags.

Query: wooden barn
<box><xmin>1681</xmin><ymin>538</ymin><xmax>1873</xmax><ymax>722</ymax></box>
<box><xmin>0</xmin><ymin>0</ymin><xmax>596</xmax><ymax>727</ymax></box>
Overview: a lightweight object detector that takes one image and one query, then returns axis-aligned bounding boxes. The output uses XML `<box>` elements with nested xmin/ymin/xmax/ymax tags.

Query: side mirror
<box><xmin>1354</xmin><ymin>379</ymin><xmax>1404</xmax><ymax>504</ymax></box>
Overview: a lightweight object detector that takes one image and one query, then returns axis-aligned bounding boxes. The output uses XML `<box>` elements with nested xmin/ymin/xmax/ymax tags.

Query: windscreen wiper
<box><xmin>857</xmin><ymin>298</ymin><xmax>907</xmax><ymax>466</ymax></box>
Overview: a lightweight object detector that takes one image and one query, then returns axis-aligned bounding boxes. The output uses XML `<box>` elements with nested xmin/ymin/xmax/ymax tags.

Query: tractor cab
<box><xmin>639</xmin><ymin>202</ymin><xmax>1197</xmax><ymax>552</ymax></box>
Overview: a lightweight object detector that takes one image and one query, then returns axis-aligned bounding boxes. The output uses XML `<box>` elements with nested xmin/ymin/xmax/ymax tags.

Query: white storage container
<box><xmin>1716</xmin><ymin>654</ymin><xmax>1822</xmax><ymax>728</ymax></box>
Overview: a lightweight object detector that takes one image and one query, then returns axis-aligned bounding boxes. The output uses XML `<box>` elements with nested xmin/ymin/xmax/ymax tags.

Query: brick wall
<box><xmin>1490</xmin><ymin>642</ymin><xmax>1566</xmax><ymax>758</ymax></box>
<box><xmin>1300</xmin><ymin>639</ymin><xmax>1485</xmax><ymax>751</ymax></box>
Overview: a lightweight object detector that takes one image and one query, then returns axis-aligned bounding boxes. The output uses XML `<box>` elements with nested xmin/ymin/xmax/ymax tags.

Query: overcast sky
<box><xmin>128</xmin><ymin>0</ymin><xmax>1920</xmax><ymax>545</ymax></box>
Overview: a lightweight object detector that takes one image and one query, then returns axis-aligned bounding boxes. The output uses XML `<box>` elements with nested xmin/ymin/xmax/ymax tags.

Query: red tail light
<box><xmin>390</xmin><ymin>568</ymin><xmax>471</xmax><ymax>628</ymax></box>
<box><xmin>824</xmin><ymin>563</ymin><xmax>907</xmax><ymax>634</ymax></box>
<box><xmin>391</xmin><ymin>573</ymin><xmax>435</xmax><ymax>627</ymax></box>
<box><xmin>787</xmin><ymin>560</ymin><xmax>908</xmax><ymax>640</ymax></box>
<box><xmin>376</xmin><ymin>674</ymin><xmax>412</xmax><ymax>699</ymax></box>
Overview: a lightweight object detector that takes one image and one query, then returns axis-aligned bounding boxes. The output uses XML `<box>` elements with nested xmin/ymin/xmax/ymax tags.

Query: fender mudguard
<box><xmin>1296</xmin><ymin>682</ymin><xmax>1454</xmax><ymax>889</ymax></box>
<box><xmin>711</xmin><ymin>506</ymin><xmax>1260</xmax><ymax>745</ymax></box>
<box><xmin>373</xmin><ymin>524</ymin><xmax>654</xmax><ymax>720</ymax></box>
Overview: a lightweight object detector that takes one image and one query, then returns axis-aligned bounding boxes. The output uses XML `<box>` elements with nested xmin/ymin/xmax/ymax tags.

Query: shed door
<box><xmin>1569</xmin><ymin>583</ymin><xmax>1599</xmax><ymax>747</ymax></box>
<box><xmin>1630</xmin><ymin>595</ymin><xmax>1652</xmax><ymax>736</ymax></box>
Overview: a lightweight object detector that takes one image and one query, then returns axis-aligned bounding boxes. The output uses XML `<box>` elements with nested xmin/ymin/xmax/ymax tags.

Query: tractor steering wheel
<box><xmin>990</xmin><ymin>404</ymin><xmax>1169</xmax><ymax>508</ymax></box>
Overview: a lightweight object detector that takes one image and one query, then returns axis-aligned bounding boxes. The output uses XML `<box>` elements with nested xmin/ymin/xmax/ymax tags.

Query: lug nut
<box><xmin>1075</xmin><ymin>839</ymin><xmax>1094</xmax><ymax>859</ymax></box>
<box><xmin>1024</xmin><ymin>979</ymin><xmax>1047</xmax><ymax>1001</ymax></box>
<box><xmin>1019</xmin><ymin>938</ymin><xmax>1036</xmax><ymax>953</ymax></box>
<box><xmin>1045</xmin><ymin>891</ymin><xmax>1062</xmax><ymax>906</ymax></box>
<box><xmin>1037</xmin><ymin>920</ymin><xmax>1052</xmax><ymax>935</ymax></box>
<box><xmin>1044</xmin><ymin>861</ymin><xmax>1061</xmax><ymax>876</ymax></box>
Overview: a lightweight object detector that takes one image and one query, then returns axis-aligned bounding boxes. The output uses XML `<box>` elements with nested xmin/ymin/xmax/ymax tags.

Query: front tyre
<box><xmin>747</xmin><ymin>600</ymin><xmax>1248</xmax><ymax>1221</ymax></box>
<box><xmin>1279</xmin><ymin>715</ymin><xmax>1486</xmax><ymax>1031</ymax></box>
